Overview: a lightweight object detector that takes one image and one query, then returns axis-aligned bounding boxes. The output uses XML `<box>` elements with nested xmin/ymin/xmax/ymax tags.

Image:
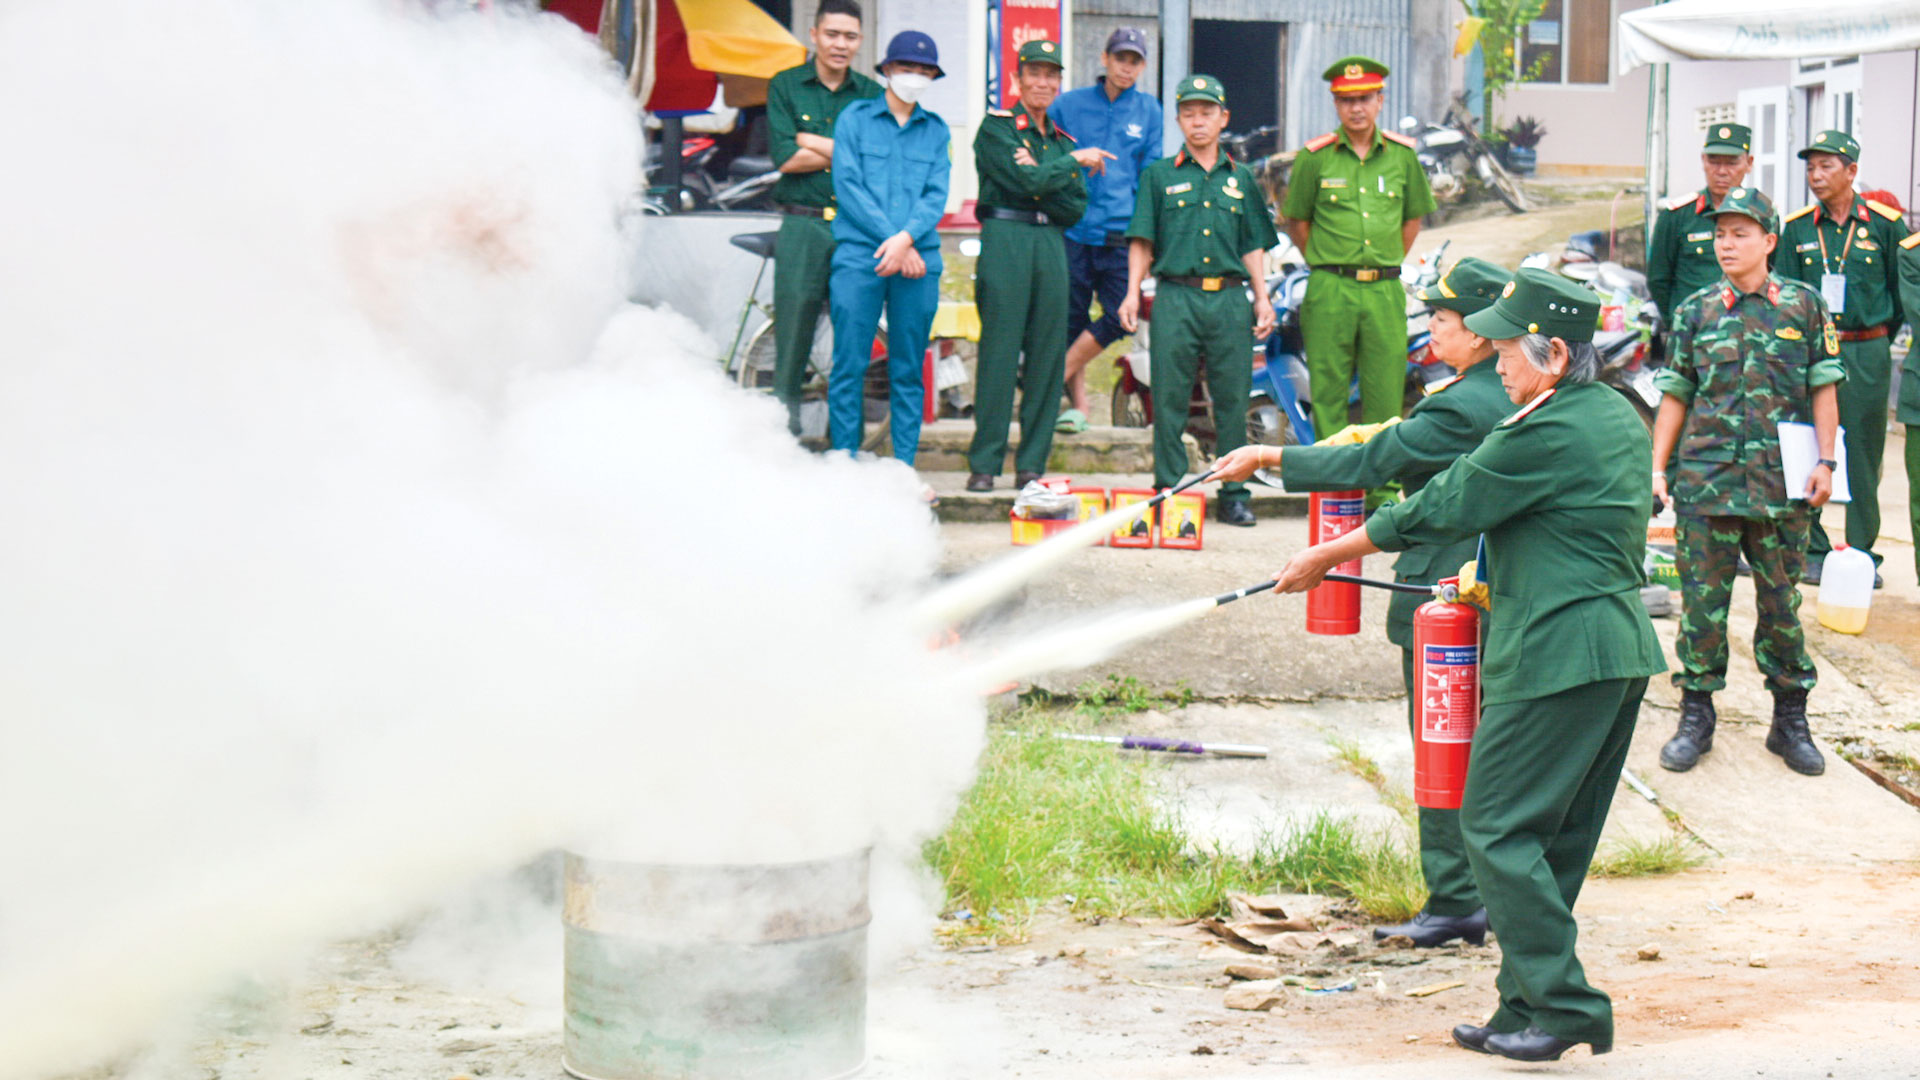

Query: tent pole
<box><xmin>1644</xmin><ymin>61</ymin><xmax>1665</xmax><ymax>265</ymax></box>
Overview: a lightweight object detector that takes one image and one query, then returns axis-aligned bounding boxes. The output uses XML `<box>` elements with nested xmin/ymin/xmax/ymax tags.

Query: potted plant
<box><xmin>1502</xmin><ymin>115</ymin><xmax>1545</xmax><ymax>174</ymax></box>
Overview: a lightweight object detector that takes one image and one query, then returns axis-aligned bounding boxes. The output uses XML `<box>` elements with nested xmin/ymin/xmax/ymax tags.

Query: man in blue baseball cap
<box><xmin>827</xmin><ymin>30</ymin><xmax>951</xmax><ymax>466</ymax></box>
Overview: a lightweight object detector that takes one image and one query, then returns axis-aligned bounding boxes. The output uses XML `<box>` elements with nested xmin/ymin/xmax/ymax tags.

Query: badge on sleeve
<box><xmin>1823</xmin><ymin>320</ymin><xmax>1840</xmax><ymax>356</ymax></box>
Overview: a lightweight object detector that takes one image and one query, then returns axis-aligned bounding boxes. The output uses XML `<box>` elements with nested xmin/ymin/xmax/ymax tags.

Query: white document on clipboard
<box><xmin>1778</xmin><ymin>422</ymin><xmax>1849</xmax><ymax>504</ymax></box>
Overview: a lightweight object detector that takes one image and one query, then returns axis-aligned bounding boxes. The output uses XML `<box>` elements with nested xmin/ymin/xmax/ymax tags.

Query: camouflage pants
<box><xmin>1674</xmin><ymin>510</ymin><xmax>1816</xmax><ymax>693</ymax></box>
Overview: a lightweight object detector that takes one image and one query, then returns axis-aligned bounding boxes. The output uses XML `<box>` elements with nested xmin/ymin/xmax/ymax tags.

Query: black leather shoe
<box><xmin>1014</xmin><ymin>470</ymin><xmax>1043</xmax><ymax>488</ymax></box>
<box><xmin>1484</xmin><ymin>1025</ymin><xmax>1610</xmax><ymax>1061</ymax></box>
<box><xmin>1766</xmin><ymin>688</ymin><xmax>1824</xmax><ymax>775</ymax></box>
<box><xmin>1217</xmin><ymin>500</ymin><xmax>1256</xmax><ymax>527</ymax></box>
<box><xmin>1874</xmin><ymin>571</ymin><xmax>1884</xmax><ymax>590</ymax></box>
<box><xmin>1372</xmin><ymin>907</ymin><xmax>1487</xmax><ymax>947</ymax></box>
<box><xmin>1659</xmin><ymin>689</ymin><xmax>1716</xmax><ymax>771</ymax></box>
<box><xmin>965</xmin><ymin>473</ymin><xmax>993</xmax><ymax>492</ymax></box>
<box><xmin>1451</xmin><ymin>1023</ymin><xmax>1498</xmax><ymax>1054</ymax></box>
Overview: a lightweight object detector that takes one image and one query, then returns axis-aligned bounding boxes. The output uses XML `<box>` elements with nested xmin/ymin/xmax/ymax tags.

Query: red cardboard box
<box><xmin>1108</xmin><ymin>488</ymin><xmax>1157</xmax><ymax>548</ymax></box>
<box><xmin>1158</xmin><ymin>491</ymin><xmax>1207</xmax><ymax>550</ymax></box>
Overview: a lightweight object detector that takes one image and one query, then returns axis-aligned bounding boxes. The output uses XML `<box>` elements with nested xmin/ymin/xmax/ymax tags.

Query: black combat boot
<box><xmin>1765</xmin><ymin>688</ymin><xmax>1824</xmax><ymax>775</ymax></box>
<box><xmin>1659</xmin><ymin>689</ymin><xmax>1716</xmax><ymax>771</ymax></box>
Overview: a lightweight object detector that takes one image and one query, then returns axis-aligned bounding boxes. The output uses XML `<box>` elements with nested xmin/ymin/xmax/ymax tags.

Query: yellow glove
<box><xmin>1313</xmin><ymin>415</ymin><xmax>1402</xmax><ymax>446</ymax></box>
<box><xmin>1455</xmin><ymin>559</ymin><xmax>1490</xmax><ymax>610</ymax></box>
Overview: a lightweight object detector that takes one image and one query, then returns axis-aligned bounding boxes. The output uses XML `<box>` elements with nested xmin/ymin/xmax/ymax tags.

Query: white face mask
<box><xmin>887</xmin><ymin>71</ymin><xmax>932</xmax><ymax>104</ymax></box>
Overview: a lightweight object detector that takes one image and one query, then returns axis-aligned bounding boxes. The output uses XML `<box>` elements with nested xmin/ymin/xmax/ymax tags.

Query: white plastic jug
<box><xmin>1815</xmin><ymin>545</ymin><xmax>1875</xmax><ymax>634</ymax></box>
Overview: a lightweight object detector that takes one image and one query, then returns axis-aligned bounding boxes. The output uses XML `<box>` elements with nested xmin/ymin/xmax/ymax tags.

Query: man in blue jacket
<box><xmin>829</xmin><ymin>30</ymin><xmax>951</xmax><ymax>465</ymax></box>
<box><xmin>1048</xmin><ymin>27</ymin><xmax>1160</xmax><ymax>431</ymax></box>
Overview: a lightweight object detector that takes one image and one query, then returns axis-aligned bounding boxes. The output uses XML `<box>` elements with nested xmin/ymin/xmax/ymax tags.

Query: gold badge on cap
<box><xmin>1345</xmin><ymin>63</ymin><xmax>1362</xmax><ymax>78</ymax></box>
<box><xmin>1815</xmin><ymin>132</ymin><xmax>1828</xmax><ymax>142</ymax></box>
<box><xmin>1501</xmin><ymin>281</ymin><xmax>1516</xmax><ymax>298</ymax></box>
<box><xmin>1194</xmin><ymin>78</ymin><xmax>1207</xmax><ymax>88</ymax></box>
<box><xmin>1041</xmin><ymin>42</ymin><xmax>1054</xmax><ymax>52</ymax></box>
<box><xmin>1719</xmin><ymin>127</ymin><xmax>1731</xmax><ymax>138</ymax></box>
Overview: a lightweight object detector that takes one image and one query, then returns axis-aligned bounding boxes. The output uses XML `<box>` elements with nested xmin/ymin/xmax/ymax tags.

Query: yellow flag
<box><xmin>1454</xmin><ymin>17</ymin><xmax>1485</xmax><ymax>59</ymax></box>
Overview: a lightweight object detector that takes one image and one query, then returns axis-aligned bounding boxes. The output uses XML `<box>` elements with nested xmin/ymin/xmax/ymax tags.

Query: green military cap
<box><xmin>1418</xmin><ymin>257</ymin><xmax>1513</xmax><ymax>315</ymax></box>
<box><xmin>1710</xmin><ymin>185</ymin><xmax>1777</xmax><ymax>234</ymax></box>
<box><xmin>1702</xmin><ymin>122</ymin><xmax>1752</xmax><ymax>156</ymax></box>
<box><xmin>1464</xmin><ymin>267</ymin><xmax>1600</xmax><ymax>343</ymax></box>
<box><xmin>1798</xmin><ymin>129</ymin><xmax>1860</xmax><ymax>162</ymax></box>
<box><xmin>1321</xmin><ymin>56</ymin><xmax>1388</xmax><ymax>95</ymax></box>
<box><xmin>1175</xmin><ymin>74</ymin><xmax>1226</xmax><ymax>105</ymax></box>
<box><xmin>1017</xmin><ymin>39</ymin><xmax>1064</xmax><ymax>68</ymax></box>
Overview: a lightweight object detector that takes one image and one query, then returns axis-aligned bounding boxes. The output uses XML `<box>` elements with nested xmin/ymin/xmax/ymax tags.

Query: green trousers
<box><xmin>1674</xmin><ymin>510</ymin><xmax>1815</xmax><ymax>692</ymax></box>
<box><xmin>1147</xmin><ymin>282</ymin><xmax>1251</xmax><ymax>500</ymax></box>
<box><xmin>1808</xmin><ymin>335</ymin><xmax>1891</xmax><ymax>565</ymax></box>
<box><xmin>772</xmin><ymin>213</ymin><xmax>837</xmax><ymax>435</ymax></box>
<box><xmin>968</xmin><ymin>218</ymin><xmax>1069</xmax><ymax>477</ymax></box>
<box><xmin>1400</xmin><ymin>650</ymin><xmax>1482</xmax><ymax>917</ymax></box>
<box><xmin>1461</xmin><ymin>676</ymin><xmax>1647</xmax><ymax>1049</ymax></box>
<box><xmin>1909</xmin><ymin>428</ymin><xmax>1920</xmax><ymax>582</ymax></box>
<box><xmin>1300</xmin><ymin>269</ymin><xmax>1407</xmax><ymax>439</ymax></box>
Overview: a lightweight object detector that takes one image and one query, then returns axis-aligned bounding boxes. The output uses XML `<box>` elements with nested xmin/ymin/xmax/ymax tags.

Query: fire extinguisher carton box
<box><xmin>1010</xmin><ymin>476</ymin><xmax>1086</xmax><ymax>546</ymax></box>
<box><xmin>1108</xmin><ymin>488</ymin><xmax>1157</xmax><ymax>548</ymax></box>
<box><xmin>1157</xmin><ymin>491</ymin><xmax>1207</xmax><ymax>550</ymax></box>
<box><xmin>1071</xmin><ymin>487</ymin><xmax>1109</xmax><ymax>546</ymax></box>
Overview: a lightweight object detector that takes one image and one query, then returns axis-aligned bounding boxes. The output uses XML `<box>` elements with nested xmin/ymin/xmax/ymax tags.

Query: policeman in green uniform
<box><xmin>766</xmin><ymin>0</ymin><xmax>880</xmax><ymax>434</ymax></box>
<box><xmin>964</xmin><ymin>39</ymin><xmax>1102</xmax><ymax>492</ymax></box>
<box><xmin>1211</xmin><ymin>258</ymin><xmax>1513</xmax><ymax>945</ymax></box>
<box><xmin>1118</xmin><ymin>74</ymin><xmax>1278</xmax><ymax>526</ymax></box>
<box><xmin>1282</xmin><ymin>57</ymin><xmax>1436</xmax><ymax>443</ymax></box>
<box><xmin>1273</xmin><ymin>269</ymin><xmax>1665</xmax><ymax>1062</ymax></box>
<box><xmin>1647</xmin><ymin>123</ymin><xmax>1754</xmax><ymax>318</ymax></box>
<box><xmin>1651</xmin><ymin>187</ymin><xmax>1843</xmax><ymax>778</ymax></box>
<box><xmin>1776</xmin><ymin>130</ymin><xmax>1907</xmax><ymax>582</ymax></box>
<box><xmin>1897</xmin><ymin>230</ymin><xmax>1920</xmax><ymax>584</ymax></box>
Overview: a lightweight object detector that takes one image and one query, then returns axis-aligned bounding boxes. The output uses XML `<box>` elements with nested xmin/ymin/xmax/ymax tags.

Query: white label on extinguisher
<box><xmin>1318</xmin><ymin>496</ymin><xmax>1365</xmax><ymax>574</ymax></box>
<box><xmin>1420</xmin><ymin>643</ymin><xmax>1479</xmax><ymax>744</ymax></box>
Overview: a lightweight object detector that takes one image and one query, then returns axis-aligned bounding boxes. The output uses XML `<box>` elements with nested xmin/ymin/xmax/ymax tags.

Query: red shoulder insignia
<box><xmin>1663</xmin><ymin>191</ymin><xmax>1697</xmax><ymax>212</ymax></box>
<box><xmin>1014</xmin><ymin>113</ymin><xmax>1030</xmax><ymax>131</ymax></box>
<box><xmin>1055</xmin><ymin>122</ymin><xmax>1075</xmax><ymax>143</ymax></box>
<box><xmin>1499</xmin><ymin>387</ymin><xmax>1557</xmax><ymax>427</ymax></box>
<box><xmin>1381</xmin><ymin>129</ymin><xmax>1416</xmax><ymax>149</ymax></box>
<box><xmin>1174</xmin><ymin>148</ymin><xmax>1187</xmax><ymax>168</ymax></box>
<box><xmin>1766</xmin><ymin>279</ymin><xmax>1781</xmax><ymax>306</ymax></box>
<box><xmin>1303</xmin><ymin>132</ymin><xmax>1337</xmax><ymax>152</ymax></box>
<box><xmin>1720</xmin><ymin>284</ymin><xmax>1736</xmax><ymax>310</ymax></box>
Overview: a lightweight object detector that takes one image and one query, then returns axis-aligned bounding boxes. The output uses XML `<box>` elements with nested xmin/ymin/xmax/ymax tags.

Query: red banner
<box><xmin>996</xmin><ymin>0</ymin><xmax>1062</xmax><ymax>109</ymax></box>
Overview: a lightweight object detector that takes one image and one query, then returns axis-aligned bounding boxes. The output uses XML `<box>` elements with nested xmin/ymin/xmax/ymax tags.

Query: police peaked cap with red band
<box><xmin>1321</xmin><ymin>56</ymin><xmax>1387</xmax><ymax>96</ymax></box>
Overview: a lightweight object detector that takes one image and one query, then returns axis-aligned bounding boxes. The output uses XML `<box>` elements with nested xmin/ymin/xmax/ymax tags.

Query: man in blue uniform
<box><xmin>1048</xmin><ymin>27</ymin><xmax>1161</xmax><ymax>431</ymax></box>
<box><xmin>828</xmin><ymin>30</ymin><xmax>951</xmax><ymax>466</ymax></box>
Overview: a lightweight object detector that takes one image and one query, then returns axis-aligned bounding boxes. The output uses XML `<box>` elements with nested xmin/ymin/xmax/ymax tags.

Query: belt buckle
<box><xmin>1355</xmin><ymin>267</ymin><xmax>1380</xmax><ymax>283</ymax></box>
<box><xmin>1201</xmin><ymin>276</ymin><xmax>1223</xmax><ymax>291</ymax></box>
<box><xmin>823</xmin><ymin>207</ymin><xmax>836</xmax><ymax>221</ymax></box>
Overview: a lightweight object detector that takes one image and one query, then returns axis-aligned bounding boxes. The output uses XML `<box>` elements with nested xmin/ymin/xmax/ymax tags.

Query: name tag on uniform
<box><xmin>1320</xmin><ymin>178</ymin><xmax>1348</xmax><ymax>188</ymax></box>
<box><xmin>1776</xmin><ymin>326</ymin><xmax>1804</xmax><ymax>340</ymax></box>
<box><xmin>1795</xmin><ymin>241</ymin><xmax>1820</xmax><ymax>252</ymax></box>
<box><xmin>1164</xmin><ymin>182</ymin><xmax>1192</xmax><ymax>195</ymax></box>
<box><xmin>1686</xmin><ymin>231</ymin><xmax>1712</xmax><ymax>242</ymax></box>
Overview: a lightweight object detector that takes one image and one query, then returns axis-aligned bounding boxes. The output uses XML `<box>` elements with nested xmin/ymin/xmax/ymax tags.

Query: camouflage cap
<box><xmin>1418</xmin><ymin>257</ymin><xmax>1514</xmax><ymax>315</ymax></box>
<box><xmin>1702</xmin><ymin>122</ymin><xmax>1752</xmax><ymax>156</ymax></box>
<box><xmin>1798</xmin><ymin>129</ymin><xmax>1860</xmax><ymax>162</ymax></box>
<box><xmin>1464</xmin><ymin>267</ymin><xmax>1600</xmax><ymax>343</ymax></box>
<box><xmin>1017</xmin><ymin>39</ymin><xmax>1064</xmax><ymax>68</ymax></box>
<box><xmin>1710</xmin><ymin>185</ymin><xmax>1778</xmax><ymax>234</ymax></box>
<box><xmin>1175</xmin><ymin>74</ymin><xmax>1226</xmax><ymax>105</ymax></box>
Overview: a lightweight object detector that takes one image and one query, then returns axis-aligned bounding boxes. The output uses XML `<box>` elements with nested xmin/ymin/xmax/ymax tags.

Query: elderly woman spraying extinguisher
<box><xmin>1211</xmin><ymin>257</ymin><xmax>1514</xmax><ymax>949</ymax></box>
<box><xmin>1269</xmin><ymin>269</ymin><xmax>1666</xmax><ymax>1062</ymax></box>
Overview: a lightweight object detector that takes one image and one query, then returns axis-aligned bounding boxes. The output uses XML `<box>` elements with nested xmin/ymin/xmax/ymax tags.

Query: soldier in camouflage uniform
<box><xmin>1650</xmin><ymin>187</ymin><xmax>1844</xmax><ymax>778</ymax></box>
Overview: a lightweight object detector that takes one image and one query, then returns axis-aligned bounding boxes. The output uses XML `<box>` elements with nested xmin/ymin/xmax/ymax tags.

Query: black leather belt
<box><xmin>777</xmin><ymin>203</ymin><xmax>835</xmax><ymax>220</ymax></box>
<box><xmin>1315</xmin><ymin>264</ymin><xmax>1401</xmax><ymax>282</ymax></box>
<box><xmin>981</xmin><ymin>207</ymin><xmax>1056</xmax><ymax>226</ymax></box>
<box><xmin>1160</xmin><ymin>275</ymin><xmax>1248</xmax><ymax>291</ymax></box>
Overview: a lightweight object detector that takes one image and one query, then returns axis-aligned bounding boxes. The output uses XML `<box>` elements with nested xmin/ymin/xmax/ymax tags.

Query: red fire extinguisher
<box><xmin>1412</xmin><ymin>579</ymin><xmax>1480</xmax><ymax>809</ymax></box>
<box><xmin>1306</xmin><ymin>491</ymin><xmax>1364</xmax><ymax>635</ymax></box>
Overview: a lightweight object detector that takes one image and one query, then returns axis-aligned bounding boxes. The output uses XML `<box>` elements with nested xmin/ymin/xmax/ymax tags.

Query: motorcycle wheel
<box><xmin>1474</xmin><ymin>152</ymin><xmax>1531</xmax><ymax>214</ymax></box>
<box><xmin>1110</xmin><ymin>382</ymin><xmax>1148</xmax><ymax>427</ymax></box>
<box><xmin>1245</xmin><ymin>399</ymin><xmax>1296</xmax><ymax>488</ymax></box>
<box><xmin>739</xmin><ymin>312</ymin><xmax>833</xmax><ymax>394</ymax></box>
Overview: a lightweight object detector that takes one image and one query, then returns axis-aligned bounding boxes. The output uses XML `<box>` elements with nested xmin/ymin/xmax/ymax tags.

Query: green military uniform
<box><xmin>1775</xmin><ymin>130</ymin><xmax>1907</xmax><ymax>568</ymax></box>
<box><xmin>1897</xmin><ymin>231</ymin><xmax>1920</xmax><ymax>582</ymax></box>
<box><xmin>766</xmin><ymin>59</ymin><xmax>881</xmax><ymax>433</ymax></box>
<box><xmin>967</xmin><ymin>40</ymin><xmax>1087</xmax><ymax>480</ymax></box>
<box><xmin>1657</xmin><ymin>189</ymin><xmax>1846</xmax><ymax>694</ymax></box>
<box><xmin>1282</xmin><ymin>57</ymin><xmax>1436</xmax><ymax>443</ymax></box>
<box><xmin>1368</xmin><ymin>270</ymin><xmax>1665</xmax><ymax>1052</ymax></box>
<box><xmin>1647</xmin><ymin>124</ymin><xmax>1753</xmax><ymax>318</ymax></box>
<box><xmin>1282</xmin><ymin>257</ymin><xmax>1512</xmax><ymax>920</ymax></box>
<box><xmin>1126</xmin><ymin>74</ymin><xmax>1279</xmax><ymax>503</ymax></box>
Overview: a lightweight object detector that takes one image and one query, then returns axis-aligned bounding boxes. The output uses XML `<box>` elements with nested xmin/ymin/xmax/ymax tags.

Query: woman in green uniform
<box><xmin>1269</xmin><ymin>268</ymin><xmax>1666</xmax><ymax>1062</ymax></box>
<box><xmin>1211</xmin><ymin>257</ymin><xmax>1513</xmax><ymax>948</ymax></box>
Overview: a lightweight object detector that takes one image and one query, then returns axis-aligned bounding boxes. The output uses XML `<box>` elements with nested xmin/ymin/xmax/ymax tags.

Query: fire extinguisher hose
<box><xmin>1324</xmin><ymin>573</ymin><xmax>1460</xmax><ymax>603</ymax></box>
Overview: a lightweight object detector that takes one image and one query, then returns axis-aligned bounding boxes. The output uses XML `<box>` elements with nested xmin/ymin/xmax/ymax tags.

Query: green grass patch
<box><xmin>925</xmin><ymin>709</ymin><xmax>1424</xmax><ymax>940</ymax></box>
<box><xmin>1326</xmin><ymin>737</ymin><xmax>1417</xmax><ymax>825</ymax></box>
<box><xmin>1587</xmin><ymin>834</ymin><xmax>1706</xmax><ymax>878</ymax></box>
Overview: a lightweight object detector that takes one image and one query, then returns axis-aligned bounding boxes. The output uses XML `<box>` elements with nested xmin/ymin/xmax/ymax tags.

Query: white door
<box><xmin>1821</xmin><ymin>58</ymin><xmax>1862</xmax><ymax>136</ymax></box>
<box><xmin>1738</xmin><ymin>86</ymin><xmax>1791</xmax><ymax>212</ymax></box>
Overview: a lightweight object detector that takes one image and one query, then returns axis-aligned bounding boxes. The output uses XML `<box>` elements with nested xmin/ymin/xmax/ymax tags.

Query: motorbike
<box><xmin>1398</xmin><ymin>95</ymin><xmax>1529</xmax><ymax>214</ymax></box>
<box><xmin>643</xmin><ymin>133</ymin><xmax>780</xmax><ymax>214</ymax></box>
<box><xmin>1522</xmin><ymin>251</ymin><xmax>1664</xmax><ymax>432</ymax></box>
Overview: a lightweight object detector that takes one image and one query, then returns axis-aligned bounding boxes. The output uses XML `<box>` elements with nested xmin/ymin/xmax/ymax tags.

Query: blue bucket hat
<box><xmin>880</xmin><ymin>30</ymin><xmax>944</xmax><ymax>79</ymax></box>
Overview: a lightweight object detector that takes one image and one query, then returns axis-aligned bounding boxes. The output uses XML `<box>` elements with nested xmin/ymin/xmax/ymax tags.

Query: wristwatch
<box><xmin>1816</xmin><ymin>458</ymin><xmax>1838</xmax><ymax>471</ymax></box>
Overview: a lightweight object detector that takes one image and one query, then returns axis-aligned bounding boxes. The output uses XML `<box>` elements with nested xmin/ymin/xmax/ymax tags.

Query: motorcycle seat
<box><xmin>729</xmin><ymin>231</ymin><xmax>779</xmax><ymax>260</ymax></box>
<box><xmin>729</xmin><ymin>155</ymin><xmax>775</xmax><ymax>179</ymax></box>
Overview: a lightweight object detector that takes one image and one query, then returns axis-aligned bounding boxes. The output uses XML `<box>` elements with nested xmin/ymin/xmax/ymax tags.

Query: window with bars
<box><xmin>1696</xmin><ymin>104</ymin><xmax>1736</xmax><ymax>132</ymax></box>
<box><xmin>1518</xmin><ymin>0</ymin><xmax>1611</xmax><ymax>86</ymax></box>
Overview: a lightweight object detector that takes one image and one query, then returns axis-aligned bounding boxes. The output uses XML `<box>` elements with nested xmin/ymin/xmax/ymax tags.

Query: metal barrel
<box><xmin>562</xmin><ymin>849</ymin><xmax>871</xmax><ymax>1080</ymax></box>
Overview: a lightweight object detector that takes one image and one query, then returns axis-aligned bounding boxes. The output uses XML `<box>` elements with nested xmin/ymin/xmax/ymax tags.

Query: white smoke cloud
<box><xmin>0</xmin><ymin>1</ymin><xmax>983</xmax><ymax>1074</ymax></box>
